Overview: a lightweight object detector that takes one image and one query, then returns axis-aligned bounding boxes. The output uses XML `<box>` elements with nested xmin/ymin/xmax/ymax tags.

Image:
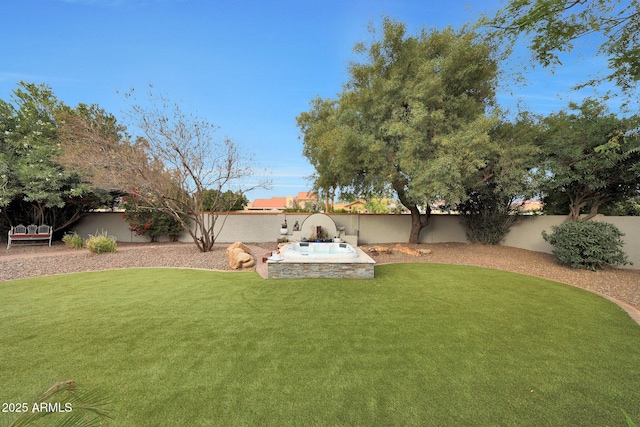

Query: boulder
<box><xmin>226</xmin><ymin>243</ymin><xmax>255</xmax><ymax>269</ymax></box>
<box><xmin>394</xmin><ymin>244</ymin><xmax>423</xmax><ymax>257</ymax></box>
<box><xmin>227</xmin><ymin>241</ymin><xmax>252</xmax><ymax>254</ymax></box>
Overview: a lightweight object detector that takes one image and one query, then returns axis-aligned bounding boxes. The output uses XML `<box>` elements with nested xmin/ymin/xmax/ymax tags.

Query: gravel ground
<box><xmin>2</xmin><ymin>241</ymin><xmax>639</xmax><ymax>317</ymax></box>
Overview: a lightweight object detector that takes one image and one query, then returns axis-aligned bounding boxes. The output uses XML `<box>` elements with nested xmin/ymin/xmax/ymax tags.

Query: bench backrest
<box><xmin>12</xmin><ymin>225</ymin><xmax>27</xmax><ymax>234</ymax></box>
<box><xmin>10</xmin><ymin>224</ymin><xmax>52</xmax><ymax>235</ymax></box>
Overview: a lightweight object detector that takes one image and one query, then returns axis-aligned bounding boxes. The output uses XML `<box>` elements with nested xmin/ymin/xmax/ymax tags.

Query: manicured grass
<box><xmin>1</xmin><ymin>264</ymin><xmax>639</xmax><ymax>426</ymax></box>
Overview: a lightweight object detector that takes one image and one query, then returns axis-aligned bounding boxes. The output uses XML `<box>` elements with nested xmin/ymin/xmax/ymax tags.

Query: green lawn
<box><xmin>1</xmin><ymin>264</ymin><xmax>639</xmax><ymax>426</ymax></box>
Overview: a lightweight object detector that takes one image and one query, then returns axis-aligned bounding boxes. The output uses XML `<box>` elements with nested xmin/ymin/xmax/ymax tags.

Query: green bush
<box><xmin>121</xmin><ymin>194</ymin><xmax>185</xmax><ymax>242</ymax></box>
<box><xmin>542</xmin><ymin>221</ymin><xmax>631</xmax><ymax>270</ymax></box>
<box><xmin>62</xmin><ymin>232</ymin><xmax>85</xmax><ymax>249</ymax></box>
<box><xmin>86</xmin><ymin>230</ymin><xmax>117</xmax><ymax>254</ymax></box>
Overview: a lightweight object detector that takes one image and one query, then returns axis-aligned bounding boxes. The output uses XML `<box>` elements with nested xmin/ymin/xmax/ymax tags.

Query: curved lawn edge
<box><xmin>2</xmin><ymin>265</ymin><xmax>639</xmax><ymax>426</ymax></box>
<box><xmin>377</xmin><ymin>262</ymin><xmax>640</xmax><ymax>327</ymax></box>
<box><xmin>4</xmin><ymin>259</ymin><xmax>640</xmax><ymax>326</ymax></box>
<box><xmin>3</xmin><ymin>254</ymin><xmax>639</xmax><ymax>326</ymax></box>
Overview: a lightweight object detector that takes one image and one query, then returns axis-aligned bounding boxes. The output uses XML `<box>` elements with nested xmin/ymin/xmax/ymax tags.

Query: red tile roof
<box><xmin>250</xmin><ymin>197</ymin><xmax>288</xmax><ymax>210</ymax></box>
<box><xmin>249</xmin><ymin>192</ymin><xmax>318</xmax><ymax>210</ymax></box>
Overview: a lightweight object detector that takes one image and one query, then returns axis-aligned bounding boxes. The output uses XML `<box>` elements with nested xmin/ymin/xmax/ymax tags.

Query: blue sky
<box><xmin>1</xmin><ymin>0</ymin><xmax>616</xmax><ymax>201</ymax></box>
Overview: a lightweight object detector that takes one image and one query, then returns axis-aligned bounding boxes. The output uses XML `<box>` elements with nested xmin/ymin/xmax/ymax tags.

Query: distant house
<box><xmin>248</xmin><ymin>197</ymin><xmax>289</xmax><ymax>211</ymax></box>
<box><xmin>294</xmin><ymin>192</ymin><xmax>320</xmax><ymax>211</ymax></box>
<box><xmin>248</xmin><ymin>192</ymin><xmax>319</xmax><ymax>211</ymax></box>
<box><xmin>512</xmin><ymin>199</ymin><xmax>544</xmax><ymax>214</ymax></box>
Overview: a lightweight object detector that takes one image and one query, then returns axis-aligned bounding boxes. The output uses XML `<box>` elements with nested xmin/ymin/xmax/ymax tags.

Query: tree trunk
<box><xmin>580</xmin><ymin>202</ymin><xmax>602</xmax><ymax>222</ymax></box>
<box><xmin>196</xmin><ymin>212</ymin><xmax>216</xmax><ymax>252</ymax></box>
<box><xmin>567</xmin><ymin>205</ymin><xmax>581</xmax><ymax>222</ymax></box>
<box><xmin>394</xmin><ymin>182</ymin><xmax>431</xmax><ymax>244</ymax></box>
<box><xmin>567</xmin><ymin>195</ymin><xmax>587</xmax><ymax>222</ymax></box>
<box><xmin>567</xmin><ymin>195</ymin><xmax>602</xmax><ymax>222</ymax></box>
<box><xmin>408</xmin><ymin>204</ymin><xmax>431</xmax><ymax>244</ymax></box>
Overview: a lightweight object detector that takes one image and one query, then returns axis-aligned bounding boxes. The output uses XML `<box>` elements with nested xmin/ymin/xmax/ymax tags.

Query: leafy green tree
<box><xmin>538</xmin><ymin>99</ymin><xmax>640</xmax><ymax>221</ymax></box>
<box><xmin>299</xmin><ymin>98</ymin><xmax>353</xmax><ymax>210</ymax></box>
<box><xmin>200</xmin><ymin>189</ymin><xmax>248</xmax><ymax>211</ymax></box>
<box><xmin>0</xmin><ymin>82</ymin><xmax>116</xmax><ymax>235</ymax></box>
<box><xmin>457</xmin><ymin>115</ymin><xmax>540</xmax><ymax>244</ymax></box>
<box><xmin>283</xmin><ymin>199</ymin><xmax>320</xmax><ymax>213</ymax></box>
<box><xmin>298</xmin><ymin>19</ymin><xmax>499</xmax><ymax>243</ymax></box>
<box><xmin>598</xmin><ymin>196</ymin><xmax>640</xmax><ymax>216</ymax></box>
<box><xmin>483</xmin><ymin>0</ymin><xmax>640</xmax><ymax>96</ymax></box>
<box><xmin>1</xmin><ymin>82</ymin><xmax>70</xmax><ymax>211</ymax></box>
<box><xmin>543</xmin><ymin>190</ymin><xmax>640</xmax><ymax>216</ymax></box>
<box><xmin>364</xmin><ymin>198</ymin><xmax>391</xmax><ymax>214</ymax></box>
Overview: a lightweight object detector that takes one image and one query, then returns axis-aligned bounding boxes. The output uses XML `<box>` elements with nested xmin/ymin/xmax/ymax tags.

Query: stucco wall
<box><xmin>72</xmin><ymin>212</ymin><xmax>640</xmax><ymax>269</ymax></box>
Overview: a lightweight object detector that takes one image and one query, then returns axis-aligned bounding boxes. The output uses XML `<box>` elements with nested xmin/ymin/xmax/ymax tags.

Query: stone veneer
<box><xmin>267</xmin><ymin>247</ymin><xmax>375</xmax><ymax>279</ymax></box>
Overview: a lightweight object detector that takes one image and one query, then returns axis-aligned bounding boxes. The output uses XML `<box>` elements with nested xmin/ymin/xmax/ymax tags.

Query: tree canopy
<box><xmin>538</xmin><ymin>98</ymin><xmax>640</xmax><ymax>221</ymax></box>
<box><xmin>456</xmin><ymin>114</ymin><xmax>540</xmax><ymax>243</ymax></box>
<box><xmin>483</xmin><ymin>0</ymin><xmax>640</xmax><ymax>97</ymax></box>
<box><xmin>298</xmin><ymin>19</ymin><xmax>500</xmax><ymax>243</ymax></box>
<box><xmin>0</xmin><ymin>82</ymin><xmax>117</xmax><ymax>234</ymax></box>
<box><xmin>200</xmin><ymin>189</ymin><xmax>249</xmax><ymax>212</ymax></box>
<box><xmin>1</xmin><ymin>82</ymin><xmax>266</xmax><ymax>249</ymax></box>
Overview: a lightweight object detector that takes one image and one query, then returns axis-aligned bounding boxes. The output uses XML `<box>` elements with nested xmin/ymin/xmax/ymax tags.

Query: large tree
<box><xmin>456</xmin><ymin>114</ymin><xmax>540</xmax><ymax>244</ymax></box>
<box><xmin>299</xmin><ymin>98</ymin><xmax>351</xmax><ymax>210</ymax></box>
<box><xmin>60</xmin><ymin>87</ymin><xmax>268</xmax><ymax>252</ymax></box>
<box><xmin>538</xmin><ymin>98</ymin><xmax>640</xmax><ymax>221</ymax></box>
<box><xmin>298</xmin><ymin>19</ymin><xmax>499</xmax><ymax>243</ymax></box>
<box><xmin>58</xmin><ymin>102</ymin><xmax>136</xmax><ymax>192</ymax></box>
<box><xmin>0</xmin><ymin>82</ymin><xmax>116</xmax><ymax>235</ymax></box>
<box><xmin>483</xmin><ymin>0</ymin><xmax>640</xmax><ymax>96</ymax></box>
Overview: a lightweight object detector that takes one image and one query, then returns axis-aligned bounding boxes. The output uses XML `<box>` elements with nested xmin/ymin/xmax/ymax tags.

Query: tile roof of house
<box><xmin>250</xmin><ymin>197</ymin><xmax>288</xmax><ymax>210</ymax></box>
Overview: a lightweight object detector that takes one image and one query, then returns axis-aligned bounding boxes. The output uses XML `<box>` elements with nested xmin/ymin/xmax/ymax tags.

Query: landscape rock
<box><xmin>394</xmin><ymin>244</ymin><xmax>423</xmax><ymax>257</ymax></box>
<box><xmin>227</xmin><ymin>241</ymin><xmax>252</xmax><ymax>254</ymax></box>
<box><xmin>367</xmin><ymin>246</ymin><xmax>392</xmax><ymax>254</ymax></box>
<box><xmin>226</xmin><ymin>242</ymin><xmax>255</xmax><ymax>269</ymax></box>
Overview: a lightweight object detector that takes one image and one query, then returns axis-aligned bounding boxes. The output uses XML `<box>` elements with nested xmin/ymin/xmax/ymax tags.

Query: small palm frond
<box><xmin>9</xmin><ymin>380</ymin><xmax>112</xmax><ymax>427</ymax></box>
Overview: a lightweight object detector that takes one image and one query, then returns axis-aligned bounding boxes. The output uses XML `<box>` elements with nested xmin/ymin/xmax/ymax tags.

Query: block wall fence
<box><xmin>72</xmin><ymin>212</ymin><xmax>640</xmax><ymax>270</ymax></box>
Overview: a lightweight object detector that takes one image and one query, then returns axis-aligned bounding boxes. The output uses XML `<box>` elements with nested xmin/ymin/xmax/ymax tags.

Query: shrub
<box><xmin>542</xmin><ymin>221</ymin><xmax>631</xmax><ymax>270</ymax></box>
<box><xmin>86</xmin><ymin>230</ymin><xmax>117</xmax><ymax>254</ymax></box>
<box><xmin>62</xmin><ymin>232</ymin><xmax>85</xmax><ymax>249</ymax></box>
<box><xmin>457</xmin><ymin>187</ymin><xmax>525</xmax><ymax>245</ymax></box>
<box><xmin>121</xmin><ymin>194</ymin><xmax>185</xmax><ymax>242</ymax></box>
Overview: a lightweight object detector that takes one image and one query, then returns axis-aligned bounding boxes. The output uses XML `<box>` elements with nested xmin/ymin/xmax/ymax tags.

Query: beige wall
<box><xmin>72</xmin><ymin>212</ymin><xmax>640</xmax><ymax>269</ymax></box>
<box><xmin>73</xmin><ymin>212</ymin><xmax>150</xmax><ymax>244</ymax></box>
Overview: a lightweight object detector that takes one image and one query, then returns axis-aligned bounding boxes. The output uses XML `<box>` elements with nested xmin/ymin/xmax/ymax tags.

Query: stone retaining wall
<box><xmin>267</xmin><ymin>261</ymin><xmax>374</xmax><ymax>279</ymax></box>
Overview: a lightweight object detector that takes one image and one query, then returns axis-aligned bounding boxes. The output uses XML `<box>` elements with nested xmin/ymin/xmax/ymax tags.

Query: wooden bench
<box><xmin>7</xmin><ymin>224</ymin><xmax>52</xmax><ymax>250</ymax></box>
